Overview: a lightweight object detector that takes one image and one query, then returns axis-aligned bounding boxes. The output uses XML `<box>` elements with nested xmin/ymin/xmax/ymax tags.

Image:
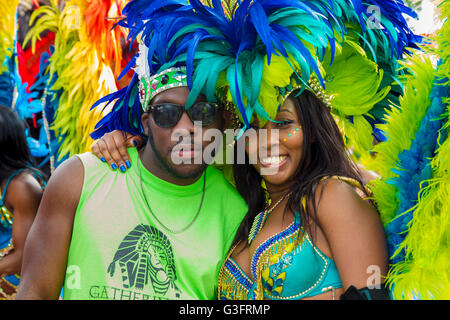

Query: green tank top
<box><xmin>63</xmin><ymin>148</ymin><xmax>247</xmax><ymax>300</ymax></box>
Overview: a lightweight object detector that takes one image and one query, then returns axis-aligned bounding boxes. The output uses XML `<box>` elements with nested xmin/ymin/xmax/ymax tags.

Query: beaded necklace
<box><xmin>248</xmin><ymin>192</ymin><xmax>292</xmax><ymax>245</ymax></box>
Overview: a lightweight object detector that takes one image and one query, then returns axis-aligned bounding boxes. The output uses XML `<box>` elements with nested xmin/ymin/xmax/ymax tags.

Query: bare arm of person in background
<box><xmin>0</xmin><ymin>173</ymin><xmax>43</xmax><ymax>296</ymax></box>
<box><xmin>15</xmin><ymin>157</ymin><xmax>84</xmax><ymax>299</ymax></box>
<box><xmin>0</xmin><ymin>173</ymin><xmax>42</xmax><ymax>276</ymax></box>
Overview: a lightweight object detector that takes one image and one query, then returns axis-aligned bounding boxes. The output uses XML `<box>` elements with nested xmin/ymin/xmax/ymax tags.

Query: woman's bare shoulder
<box><xmin>3</xmin><ymin>171</ymin><xmax>43</xmax><ymax>208</ymax></box>
<box><xmin>315</xmin><ymin>177</ymin><xmax>379</xmax><ymax>226</ymax></box>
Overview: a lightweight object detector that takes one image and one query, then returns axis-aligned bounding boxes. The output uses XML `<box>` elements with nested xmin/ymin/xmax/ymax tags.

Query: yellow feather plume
<box><xmin>0</xmin><ymin>0</ymin><xmax>19</xmax><ymax>74</ymax></box>
<box><xmin>24</xmin><ymin>0</ymin><xmax>126</xmax><ymax>160</ymax></box>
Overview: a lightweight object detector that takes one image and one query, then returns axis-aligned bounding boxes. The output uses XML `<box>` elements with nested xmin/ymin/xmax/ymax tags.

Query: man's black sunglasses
<box><xmin>148</xmin><ymin>102</ymin><xmax>219</xmax><ymax>128</ymax></box>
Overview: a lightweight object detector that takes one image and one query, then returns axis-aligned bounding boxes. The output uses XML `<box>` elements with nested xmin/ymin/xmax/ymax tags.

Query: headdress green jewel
<box><xmin>138</xmin><ymin>66</ymin><xmax>188</xmax><ymax>112</ymax></box>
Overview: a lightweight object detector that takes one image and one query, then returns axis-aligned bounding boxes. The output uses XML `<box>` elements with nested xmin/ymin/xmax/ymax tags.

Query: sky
<box><xmin>407</xmin><ymin>0</ymin><xmax>444</xmax><ymax>35</ymax></box>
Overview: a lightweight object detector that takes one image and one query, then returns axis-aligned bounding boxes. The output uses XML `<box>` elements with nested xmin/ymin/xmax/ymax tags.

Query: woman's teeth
<box><xmin>260</xmin><ymin>155</ymin><xmax>287</xmax><ymax>165</ymax></box>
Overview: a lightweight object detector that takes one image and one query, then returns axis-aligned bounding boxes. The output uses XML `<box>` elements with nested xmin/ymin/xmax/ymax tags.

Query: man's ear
<box><xmin>141</xmin><ymin>113</ymin><xmax>150</xmax><ymax>136</ymax></box>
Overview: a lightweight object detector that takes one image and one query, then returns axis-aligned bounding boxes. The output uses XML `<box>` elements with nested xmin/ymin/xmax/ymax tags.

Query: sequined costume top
<box><xmin>218</xmin><ymin>176</ymin><xmax>372</xmax><ymax>300</ymax></box>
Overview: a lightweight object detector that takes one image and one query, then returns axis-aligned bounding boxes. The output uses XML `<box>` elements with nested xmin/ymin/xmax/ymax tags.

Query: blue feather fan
<box><xmin>386</xmin><ymin>75</ymin><xmax>449</xmax><ymax>264</ymax></box>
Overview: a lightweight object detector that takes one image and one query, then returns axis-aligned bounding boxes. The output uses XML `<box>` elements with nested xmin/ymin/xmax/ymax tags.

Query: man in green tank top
<box><xmin>15</xmin><ymin>68</ymin><xmax>248</xmax><ymax>299</ymax></box>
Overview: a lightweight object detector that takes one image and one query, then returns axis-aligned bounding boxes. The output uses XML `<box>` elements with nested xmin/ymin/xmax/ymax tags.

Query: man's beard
<box><xmin>147</xmin><ymin>127</ymin><xmax>207</xmax><ymax>180</ymax></box>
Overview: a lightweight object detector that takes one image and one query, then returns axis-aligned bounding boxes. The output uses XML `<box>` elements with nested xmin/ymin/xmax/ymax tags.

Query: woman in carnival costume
<box><xmin>0</xmin><ymin>0</ymin><xmax>47</xmax><ymax>300</ymax></box>
<box><xmin>90</xmin><ymin>0</ymin><xmax>423</xmax><ymax>299</ymax></box>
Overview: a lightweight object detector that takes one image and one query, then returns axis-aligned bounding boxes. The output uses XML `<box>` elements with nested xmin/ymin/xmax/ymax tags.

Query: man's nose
<box><xmin>172</xmin><ymin>111</ymin><xmax>195</xmax><ymax>136</ymax></box>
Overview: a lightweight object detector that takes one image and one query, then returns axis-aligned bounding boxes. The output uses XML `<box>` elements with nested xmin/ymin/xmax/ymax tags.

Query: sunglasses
<box><xmin>148</xmin><ymin>102</ymin><xmax>219</xmax><ymax>128</ymax></box>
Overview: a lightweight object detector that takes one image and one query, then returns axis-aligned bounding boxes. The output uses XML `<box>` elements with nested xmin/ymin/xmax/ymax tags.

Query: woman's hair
<box><xmin>0</xmin><ymin>105</ymin><xmax>46</xmax><ymax>184</ymax></box>
<box><xmin>232</xmin><ymin>89</ymin><xmax>365</xmax><ymax>245</ymax></box>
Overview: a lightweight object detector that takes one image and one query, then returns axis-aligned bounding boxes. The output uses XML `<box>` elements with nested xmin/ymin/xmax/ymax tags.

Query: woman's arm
<box><xmin>0</xmin><ymin>173</ymin><xmax>43</xmax><ymax>276</ymax></box>
<box><xmin>316</xmin><ymin>178</ymin><xmax>389</xmax><ymax>297</ymax></box>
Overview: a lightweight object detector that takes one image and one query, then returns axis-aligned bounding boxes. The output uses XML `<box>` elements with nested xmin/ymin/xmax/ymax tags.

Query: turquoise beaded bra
<box><xmin>218</xmin><ymin>210</ymin><xmax>342</xmax><ymax>300</ymax></box>
<box><xmin>218</xmin><ymin>176</ymin><xmax>371</xmax><ymax>300</ymax></box>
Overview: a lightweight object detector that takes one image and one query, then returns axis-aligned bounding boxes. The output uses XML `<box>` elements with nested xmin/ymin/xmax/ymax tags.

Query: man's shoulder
<box><xmin>39</xmin><ymin>156</ymin><xmax>85</xmax><ymax>209</ymax></box>
<box><xmin>54</xmin><ymin>156</ymin><xmax>84</xmax><ymax>176</ymax></box>
<box><xmin>76</xmin><ymin>148</ymin><xmax>137</xmax><ymax>174</ymax></box>
<box><xmin>75</xmin><ymin>151</ymin><xmax>103</xmax><ymax>167</ymax></box>
<box><xmin>50</xmin><ymin>153</ymin><xmax>112</xmax><ymax>194</ymax></box>
<box><xmin>74</xmin><ymin>151</ymin><xmax>113</xmax><ymax>177</ymax></box>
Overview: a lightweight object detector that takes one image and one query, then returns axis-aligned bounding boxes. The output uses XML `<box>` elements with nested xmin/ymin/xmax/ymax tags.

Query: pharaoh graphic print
<box><xmin>107</xmin><ymin>224</ymin><xmax>181</xmax><ymax>299</ymax></box>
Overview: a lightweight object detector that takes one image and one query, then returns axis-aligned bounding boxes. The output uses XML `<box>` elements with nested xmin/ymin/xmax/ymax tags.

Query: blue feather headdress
<box><xmin>90</xmin><ymin>0</ymin><xmax>420</xmax><ymax>158</ymax></box>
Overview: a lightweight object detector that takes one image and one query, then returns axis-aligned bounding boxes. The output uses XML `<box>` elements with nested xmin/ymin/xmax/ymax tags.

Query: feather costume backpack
<box><xmin>366</xmin><ymin>0</ymin><xmax>450</xmax><ymax>299</ymax></box>
<box><xmin>24</xmin><ymin>0</ymin><xmax>130</xmax><ymax>163</ymax></box>
<box><xmin>0</xmin><ymin>0</ymin><xmax>51</xmax><ymax>162</ymax></box>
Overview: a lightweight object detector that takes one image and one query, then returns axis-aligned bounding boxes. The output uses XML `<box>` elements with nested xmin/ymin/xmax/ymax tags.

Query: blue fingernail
<box><xmin>120</xmin><ymin>165</ymin><xmax>126</xmax><ymax>172</ymax></box>
<box><xmin>111</xmin><ymin>163</ymin><xmax>117</xmax><ymax>170</ymax></box>
<box><xmin>125</xmin><ymin>160</ymin><xmax>131</xmax><ymax>168</ymax></box>
<box><xmin>133</xmin><ymin>140</ymin><xmax>138</xmax><ymax>147</ymax></box>
<box><xmin>101</xmin><ymin>157</ymin><xmax>106</xmax><ymax>162</ymax></box>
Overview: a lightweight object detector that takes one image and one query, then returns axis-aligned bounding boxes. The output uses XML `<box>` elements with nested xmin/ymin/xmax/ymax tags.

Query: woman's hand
<box><xmin>91</xmin><ymin>130</ymin><xmax>144</xmax><ymax>172</ymax></box>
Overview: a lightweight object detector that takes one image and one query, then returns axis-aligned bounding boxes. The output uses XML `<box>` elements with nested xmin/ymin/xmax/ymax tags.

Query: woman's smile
<box><xmin>259</xmin><ymin>155</ymin><xmax>287</xmax><ymax>167</ymax></box>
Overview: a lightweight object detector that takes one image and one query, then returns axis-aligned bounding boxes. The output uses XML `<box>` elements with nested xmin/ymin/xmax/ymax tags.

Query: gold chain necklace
<box><xmin>138</xmin><ymin>158</ymin><xmax>206</xmax><ymax>234</ymax></box>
